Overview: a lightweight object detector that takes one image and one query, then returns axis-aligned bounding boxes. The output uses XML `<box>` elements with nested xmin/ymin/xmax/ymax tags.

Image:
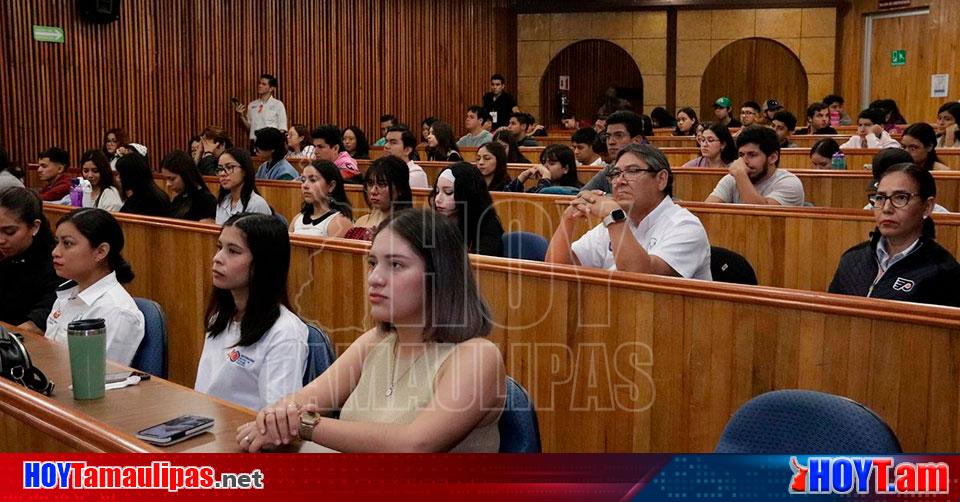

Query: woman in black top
<box><xmin>342</xmin><ymin>126</ymin><xmax>370</xmax><ymax>160</ymax></box>
<box><xmin>475</xmin><ymin>141</ymin><xmax>511</xmax><ymax>192</ymax></box>
<box><xmin>160</xmin><ymin>150</ymin><xmax>217</xmax><ymax>223</ymax></box>
<box><xmin>0</xmin><ymin>187</ymin><xmax>62</xmax><ymax>331</ymax></box>
<box><xmin>430</xmin><ymin>162</ymin><xmax>505</xmax><ymax>257</ymax></box>
<box><xmin>828</xmin><ymin>164</ymin><xmax>960</xmax><ymax>307</ymax></box>
<box><xmin>493</xmin><ymin>130</ymin><xmax>530</xmax><ymax>165</ymax></box>
<box><xmin>426</xmin><ymin>121</ymin><xmax>463</xmax><ymax>162</ymax></box>
<box><xmin>117</xmin><ymin>151</ymin><xmax>172</xmax><ymax>217</ymax></box>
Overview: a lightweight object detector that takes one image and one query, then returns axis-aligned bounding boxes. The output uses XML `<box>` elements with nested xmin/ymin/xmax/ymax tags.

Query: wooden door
<box><xmin>869</xmin><ymin>11</ymin><xmax>933</xmax><ymax>123</ymax></box>
<box><xmin>700</xmin><ymin>38</ymin><xmax>808</xmax><ymax>122</ymax></box>
<box><xmin>539</xmin><ymin>39</ymin><xmax>643</xmax><ymax>126</ymax></box>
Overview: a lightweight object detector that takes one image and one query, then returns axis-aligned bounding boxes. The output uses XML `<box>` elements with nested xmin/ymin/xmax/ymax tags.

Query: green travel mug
<box><xmin>67</xmin><ymin>319</ymin><xmax>106</xmax><ymax>400</ymax></box>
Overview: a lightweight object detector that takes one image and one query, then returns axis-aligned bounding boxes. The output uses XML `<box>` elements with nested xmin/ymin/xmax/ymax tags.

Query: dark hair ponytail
<box><xmin>56</xmin><ymin>208</ymin><xmax>135</xmax><ymax>283</ymax></box>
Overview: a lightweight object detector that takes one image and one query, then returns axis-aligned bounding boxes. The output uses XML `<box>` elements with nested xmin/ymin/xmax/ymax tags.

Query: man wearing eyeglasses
<box><xmin>581</xmin><ymin>111</ymin><xmax>646</xmax><ymax>193</ymax></box>
<box><xmin>545</xmin><ymin>144</ymin><xmax>712</xmax><ymax>279</ymax></box>
<box><xmin>739</xmin><ymin>101</ymin><xmax>762</xmax><ymax>127</ymax></box>
<box><xmin>705</xmin><ymin>125</ymin><xmax>805</xmax><ymax>206</ymax></box>
<box><xmin>235</xmin><ymin>74</ymin><xmax>288</xmax><ymax>143</ymax></box>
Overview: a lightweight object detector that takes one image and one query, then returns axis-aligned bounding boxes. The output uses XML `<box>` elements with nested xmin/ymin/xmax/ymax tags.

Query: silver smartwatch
<box><xmin>602</xmin><ymin>208</ymin><xmax>626</xmax><ymax>227</ymax></box>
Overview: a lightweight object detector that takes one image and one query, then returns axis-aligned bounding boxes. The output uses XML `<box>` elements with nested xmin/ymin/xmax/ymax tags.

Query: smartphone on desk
<box><xmin>136</xmin><ymin>415</ymin><xmax>214</xmax><ymax>445</ymax></box>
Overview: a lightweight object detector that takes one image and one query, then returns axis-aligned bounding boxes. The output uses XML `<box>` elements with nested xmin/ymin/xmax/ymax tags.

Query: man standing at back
<box><xmin>457</xmin><ymin>106</ymin><xmax>494</xmax><ymax>147</ymax></box>
<box><xmin>582</xmin><ymin>110</ymin><xmax>646</xmax><ymax>192</ymax></box>
<box><xmin>235</xmin><ymin>74</ymin><xmax>287</xmax><ymax>145</ymax></box>
<box><xmin>705</xmin><ymin>125</ymin><xmax>804</xmax><ymax>206</ymax></box>
<box><xmin>482</xmin><ymin>73</ymin><xmax>519</xmax><ymax>130</ymax></box>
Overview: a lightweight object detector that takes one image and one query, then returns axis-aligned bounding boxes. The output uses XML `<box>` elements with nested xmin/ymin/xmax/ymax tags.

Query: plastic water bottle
<box><xmin>829</xmin><ymin>110</ymin><xmax>841</xmax><ymax>127</ymax></box>
<box><xmin>830</xmin><ymin>151</ymin><xmax>846</xmax><ymax>170</ymax></box>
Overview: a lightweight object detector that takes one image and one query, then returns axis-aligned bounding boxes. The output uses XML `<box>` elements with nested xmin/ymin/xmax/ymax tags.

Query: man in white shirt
<box><xmin>383</xmin><ymin>126</ymin><xmax>429</xmax><ymax>188</ymax></box>
<box><xmin>235</xmin><ymin>74</ymin><xmax>287</xmax><ymax>142</ymax></box>
<box><xmin>705</xmin><ymin>125</ymin><xmax>805</xmax><ymax>206</ymax></box>
<box><xmin>840</xmin><ymin>108</ymin><xmax>901</xmax><ymax>150</ymax></box>
<box><xmin>545</xmin><ymin>143</ymin><xmax>712</xmax><ymax>279</ymax></box>
<box><xmin>571</xmin><ymin>127</ymin><xmax>606</xmax><ymax>167</ymax></box>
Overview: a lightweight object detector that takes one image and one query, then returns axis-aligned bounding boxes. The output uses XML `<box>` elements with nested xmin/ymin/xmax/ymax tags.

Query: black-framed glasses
<box><xmin>605</xmin><ymin>166</ymin><xmax>659</xmax><ymax>182</ymax></box>
<box><xmin>216</xmin><ymin>164</ymin><xmax>240</xmax><ymax>175</ymax></box>
<box><xmin>869</xmin><ymin>192</ymin><xmax>921</xmax><ymax>208</ymax></box>
<box><xmin>364</xmin><ymin>180</ymin><xmax>390</xmax><ymax>190</ymax></box>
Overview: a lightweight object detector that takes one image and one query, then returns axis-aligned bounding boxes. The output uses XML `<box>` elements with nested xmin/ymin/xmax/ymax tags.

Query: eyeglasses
<box><xmin>216</xmin><ymin>164</ymin><xmax>240</xmax><ymax>175</ymax></box>
<box><xmin>869</xmin><ymin>192</ymin><xmax>921</xmax><ymax>208</ymax></box>
<box><xmin>365</xmin><ymin>180</ymin><xmax>390</xmax><ymax>189</ymax></box>
<box><xmin>607</xmin><ymin>131</ymin><xmax>631</xmax><ymax>141</ymax></box>
<box><xmin>605</xmin><ymin>166</ymin><xmax>659</xmax><ymax>182</ymax></box>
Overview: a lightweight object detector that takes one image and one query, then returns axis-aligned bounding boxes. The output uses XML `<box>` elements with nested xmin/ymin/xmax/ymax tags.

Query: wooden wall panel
<box><xmin>0</xmin><ymin>0</ymin><xmax>516</xmax><ymax>169</ymax></box>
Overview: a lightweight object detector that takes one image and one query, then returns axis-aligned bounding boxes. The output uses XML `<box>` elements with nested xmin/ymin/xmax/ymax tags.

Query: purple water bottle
<box><xmin>69</xmin><ymin>178</ymin><xmax>83</xmax><ymax>206</ymax></box>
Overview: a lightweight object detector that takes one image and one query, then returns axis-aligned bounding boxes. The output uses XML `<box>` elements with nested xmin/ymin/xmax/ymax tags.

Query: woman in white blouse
<box><xmin>194</xmin><ymin>213</ymin><xmax>308</xmax><ymax>411</ymax></box>
<box><xmin>215</xmin><ymin>148</ymin><xmax>273</xmax><ymax>224</ymax></box>
<box><xmin>290</xmin><ymin>161</ymin><xmax>353</xmax><ymax>238</ymax></box>
<box><xmin>45</xmin><ymin>208</ymin><xmax>144</xmax><ymax>366</ymax></box>
<box><xmin>79</xmin><ymin>150</ymin><xmax>122</xmax><ymax>211</ymax></box>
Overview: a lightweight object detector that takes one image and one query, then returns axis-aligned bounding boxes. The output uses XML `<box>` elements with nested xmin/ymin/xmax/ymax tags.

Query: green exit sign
<box><xmin>32</xmin><ymin>25</ymin><xmax>64</xmax><ymax>44</ymax></box>
<box><xmin>891</xmin><ymin>49</ymin><xmax>906</xmax><ymax>66</ymax></box>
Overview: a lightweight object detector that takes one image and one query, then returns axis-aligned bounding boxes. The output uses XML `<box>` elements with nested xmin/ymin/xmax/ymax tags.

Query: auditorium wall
<box><xmin>0</xmin><ymin>0</ymin><xmax>516</xmax><ymax>169</ymax></box>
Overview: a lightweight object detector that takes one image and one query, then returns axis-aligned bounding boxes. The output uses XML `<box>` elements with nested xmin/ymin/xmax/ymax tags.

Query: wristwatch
<box><xmin>603</xmin><ymin>208</ymin><xmax>626</xmax><ymax>227</ymax></box>
<box><xmin>299</xmin><ymin>411</ymin><xmax>321</xmax><ymax>442</ymax></box>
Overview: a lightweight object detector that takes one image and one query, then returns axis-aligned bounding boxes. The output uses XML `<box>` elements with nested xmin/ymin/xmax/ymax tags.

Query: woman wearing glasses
<box><xmin>829</xmin><ymin>163</ymin><xmax>960</xmax><ymax>307</ymax></box>
<box><xmin>215</xmin><ymin>148</ymin><xmax>273</xmax><ymax>225</ymax></box>
<box><xmin>290</xmin><ymin>161</ymin><xmax>353</xmax><ymax>238</ymax></box>
<box><xmin>682</xmin><ymin>123</ymin><xmax>737</xmax><ymax>168</ymax></box>
<box><xmin>345</xmin><ymin>156</ymin><xmax>412</xmax><ymax>241</ymax></box>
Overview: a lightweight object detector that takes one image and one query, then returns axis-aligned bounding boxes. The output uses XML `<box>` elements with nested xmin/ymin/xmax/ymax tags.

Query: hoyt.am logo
<box><xmin>789</xmin><ymin>457</ymin><xmax>949</xmax><ymax>495</ymax></box>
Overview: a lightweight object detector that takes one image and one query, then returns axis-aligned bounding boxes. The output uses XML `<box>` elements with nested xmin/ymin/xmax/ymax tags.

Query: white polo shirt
<box><xmin>45</xmin><ymin>272</ymin><xmax>145</xmax><ymax>366</ymax></box>
<box><xmin>571</xmin><ymin>196</ymin><xmax>712</xmax><ymax>280</ymax></box>
<box><xmin>194</xmin><ymin>305</ymin><xmax>308</xmax><ymax>411</ymax></box>
<box><xmin>246</xmin><ymin>96</ymin><xmax>288</xmax><ymax>140</ymax></box>
<box><xmin>215</xmin><ymin>192</ymin><xmax>273</xmax><ymax>224</ymax></box>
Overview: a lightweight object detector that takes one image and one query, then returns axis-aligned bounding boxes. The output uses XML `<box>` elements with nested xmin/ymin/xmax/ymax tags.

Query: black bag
<box><xmin>0</xmin><ymin>326</ymin><xmax>54</xmax><ymax>395</ymax></box>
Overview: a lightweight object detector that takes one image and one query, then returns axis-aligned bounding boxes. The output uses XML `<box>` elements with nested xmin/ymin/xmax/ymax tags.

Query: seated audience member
<box><xmin>506</xmin><ymin>144</ymin><xmax>582</xmax><ymax>194</ymax></box>
<box><xmin>419</xmin><ymin>117</ymin><xmax>439</xmax><ymax>148</ymax></box>
<box><xmin>673</xmin><ymin>107</ymin><xmax>699</xmax><ymax>136</ymax></box>
<box><xmin>560</xmin><ymin>114</ymin><xmax>580</xmax><ymax>130</ymax></box>
<box><xmin>347</xmin><ymin>156</ymin><xmax>413</xmax><ymax>240</ymax></box>
<box><xmin>46</xmin><ymin>208</ymin><xmax>144</xmax><ymax>365</ymax></box>
<box><xmin>426</xmin><ymin>122</ymin><xmax>463</xmax><ymax>162</ymax></box>
<box><xmin>870</xmin><ymin>98</ymin><xmax>907</xmax><ymax>134</ymax></box>
<box><xmin>291</xmin><ymin>161</ymin><xmax>353</xmax><ymax>238</ymax></box>
<box><xmin>475</xmin><ymin>141</ymin><xmax>511</xmax><ymax>192</ymax></box>
<box><xmin>195</xmin><ymin>213</ymin><xmax>308</xmax><ymax>411</ymax></box>
<box><xmin>384</xmin><ymin>125</ymin><xmax>429</xmax><ymax>188</ymax></box>
<box><xmin>0</xmin><ymin>147</ymin><xmax>23</xmax><ymax>190</ymax></box>
<box><xmin>809</xmin><ymin>138</ymin><xmax>841</xmax><ymax>169</ymax></box>
<box><xmin>507</xmin><ymin>112</ymin><xmax>541</xmax><ymax>147</ymax></box>
<box><xmin>571</xmin><ymin>127</ymin><xmax>605</xmax><ymax>167</ymax></box>
<box><xmin>161</xmin><ymin>150</ymin><xmax>217</xmax><ymax>223</ymax></box>
<box><xmin>432</xmin><ymin>163</ymin><xmax>505</xmax><ymax>257</ymax></box>
<box><xmin>713</xmin><ymin>97</ymin><xmax>742</xmax><ymax>128</ymax></box>
<box><xmin>902</xmin><ymin>123</ymin><xmax>950</xmax><ymax>171</ymax></box>
<box><xmin>796</xmin><ymin>102</ymin><xmax>838</xmax><ymax>135</ymax></box>
<box><xmin>458</xmin><ymin>106</ymin><xmax>494</xmax><ymax>148</ymax></box>
<box><xmin>254</xmin><ymin>127</ymin><xmax>298</xmax><ymax>181</ymax></box>
<box><xmin>864</xmin><ymin>148</ymin><xmax>950</xmax><ymax>213</ymax></box>
<box><xmin>582</xmin><ymin>110</ymin><xmax>646</xmax><ymax>192</ymax></box>
<box><xmin>373</xmin><ymin>114</ymin><xmax>397</xmax><ymax>146</ymax></box>
<box><xmin>739</xmin><ymin>101</ymin><xmax>762</xmax><ymax>127</ymax></box>
<box><xmin>840</xmin><ymin>108</ymin><xmax>901</xmax><ymax>149</ymax></box>
<box><xmin>79</xmin><ymin>150</ymin><xmax>122</xmax><ymax>211</ymax></box>
<box><xmin>823</xmin><ymin>94</ymin><xmax>853</xmax><ymax>126</ymax></box>
<box><xmin>197</xmin><ymin>126</ymin><xmax>232</xmax><ymax>176</ymax></box>
<box><xmin>342</xmin><ymin>126</ymin><xmax>370</xmax><ymax>160</ymax></box>
<box><xmin>493</xmin><ymin>130</ymin><xmax>530</xmax><ymax>164</ymax></box>
<box><xmin>286</xmin><ymin>124</ymin><xmax>315</xmax><ymax>160</ymax></box>
<box><xmin>312</xmin><ymin>124</ymin><xmax>361</xmax><ymax>182</ymax></box>
<box><xmin>0</xmin><ymin>187</ymin><xmax>60</xmax><ymax>331</ymax></box>
<box><xmin>650</xmin><ymin>107</ymin><xmax>676</xmax><ymax>129</ymax></box>
<box><xmin>935</xmin><ymin>102</ymin><xmax>960</xmax><ymax>149</ymax></box>
<box><xmin>762</xmin><ymin>99</ymin><xmax>784</xmax><ymax>123</ymax></box>
<box><xmin>705</xmin><ymin>125</ymin><xmax>805</xmax><ymax>206</ymax></box>
<box><xmin>188</xmin><ymin>135</ymin><xmax>203</xmax><ymax>165</ymax></box>
<box><xmin>37</xmin><ymin>147</ymin><xmax>72</xmax><ymax>202</ymax></box>
<box><xmin>829</xmin><ymin>164</ymin><xmax>960</xmax><ymax>307</ymax></box>
<box><xmin>546</xmin><ymin>144</ymin><xmax>711</xmax><ymax>278</ymax></box>
<box><xmin>116</xmin><ymin>153</ymin><xmax>171</xmax><ymax>217</ymax></box>
<box><xmin>216</xmin><ymin>148</ymin><xmax>273</xmax><ymax>224</ymax></box>
<box><xmin>771</xmin><ymin>111</ymin><xmax>798</xmax><ymax>148</ymax></box>
<box><xmin>237</xmin><ymin>208</ymin><xmax>504</xmax><ymax>453</ymax></box>
<box><xmin>102</xmin><ymin>128</ymin><xmax>128</xmax><ymax>171</ymax></box>
<box><xmin>684</xmin><ymin>123</ymin><xmax>737</xmax><ymax>168</ymax></box>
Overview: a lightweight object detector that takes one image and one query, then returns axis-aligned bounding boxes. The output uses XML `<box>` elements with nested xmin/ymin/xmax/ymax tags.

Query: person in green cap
<box><xmin>713</xmin><ymin>97</ymin><xmax>742</xmax><ymax>128</ymax></box>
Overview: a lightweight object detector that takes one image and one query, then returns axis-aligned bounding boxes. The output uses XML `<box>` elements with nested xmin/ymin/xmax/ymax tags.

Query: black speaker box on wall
<box><xmin>77</xmin><ymin>0</ymin><xmax>121</xmax><ymax>24</ymax></box>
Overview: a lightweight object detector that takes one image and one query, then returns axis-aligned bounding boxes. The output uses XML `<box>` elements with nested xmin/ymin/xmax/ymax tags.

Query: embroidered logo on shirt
<box><xmin>892</xmin><ymin>277</ymin><xmax>915</xmax><ymax>292</ymax></box>
<box><xmin>51</xmin><ymin>310</ymin><xmax>61</xmax><ymax>320</ymax></box>
<box><xmin>227</xmin><ymin>349</ymin><xmax>255</xmax><ymax>368</ymax></box>
<box><xmin>649</xmin><ymin>237</ymin><xmax>658</xmax><ymax>248</ymax></box>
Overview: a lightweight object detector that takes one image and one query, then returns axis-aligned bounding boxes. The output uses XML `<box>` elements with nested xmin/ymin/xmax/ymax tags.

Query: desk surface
<box><xmin>0</xmin><ymin>323</ymin><xmax>325</xmax><ymax>453</ymax></box>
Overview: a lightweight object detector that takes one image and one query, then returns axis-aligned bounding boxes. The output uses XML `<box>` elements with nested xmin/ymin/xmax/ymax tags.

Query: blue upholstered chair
<box><xmin>303</xmin><ymin>323</ymin><xmax>336</xmax><ymax>386</ymax></box>
<box><xmin>501</xmin><ymin>232</ymin><xmax>549</xmax><ymax>262</ymax></box>
<box><xmin>715</xmin><ymin>389</ymin><xmax>902</xmax><ymax>453</ymax></box>
<box><xmin>498</xmin><ymin>376</ymin><xmax>541</xmax><ymax>453</ymax></box>
<box><xmin>131</xmin><ymin>297</ymin><xmax>168</xmax><ymax>378</ymax></box>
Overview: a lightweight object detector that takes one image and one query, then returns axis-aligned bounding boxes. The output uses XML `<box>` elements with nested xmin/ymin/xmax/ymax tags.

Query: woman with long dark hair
<box><xmin>431</xmin><ymin>162</ymin><xmax>505</xmax><ymax>256</ymax></box>
<box><xmin>683</xmin><ymin>123</ymin><xmax>737</xmax><ymax>167</ymax></box>
<box><xmin>901</xmin><ymin>123</ymin><xmax>950</xmax><ymax>171</ymax></box>
<box><xmin>116</xmin><ymin>152</ymin><xmax>171</xmax><ymax>217</ymax></box>
<box><xmin>160</xmin><ymin>150</ymin><xmax>217</xmax><ymax>223</ymax></box>
<box><xmin>426</xmin><ymin>121</ymin><xmax>463</xmax><ymax>162</ymax></box>
<box><xmin>673</xmin><ymin>107</ymin><xmax>699</xmax><ymax>136</ymax></box>
<box><xmin>346</xmin><ymin>156</ymin><xmax>412</xmax><ymax>240</ymax></box>
<box><xmin>493</xmin><ymin>129</ymin><xmax>530</xmax><ymax>164</ymax></box>
<box><xmin>506</xmin><ymin>144</ymin><xmax>582</xmax><ymax>193</ymax></box>
<box><xmin>342</xmin><ymin>126</ymin><xmax>370</xmax><ymax>160</ymax></box>
<box><xmin>80</xmin><ymin>150</ymin><xmax>122</xmax><ymax>211</ymax></box>
<box><xmin>291</xmin><ymin>160</ymin><xmax>353</xmax><ymax>238</ymax></box>
<box><xmin>475</xmin><ymin>141</ymin><xmax>511</xmax><ymax>192</ymax></box>
<box><xmin>215</xmin><ymin>147</ymin><xmax>272</xmax><ymax>224</ymax></box>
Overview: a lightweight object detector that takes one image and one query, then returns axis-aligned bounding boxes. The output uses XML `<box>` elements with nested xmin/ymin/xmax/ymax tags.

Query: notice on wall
<box><xmin>931</xmin><ymin>74</ymin><xmax>949</xmax><ymax>98</ymax></box>
<box><xmin>559</xmin><ymin>75</ymin><xmax>570</xmax><ymax>91</ymax></box>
